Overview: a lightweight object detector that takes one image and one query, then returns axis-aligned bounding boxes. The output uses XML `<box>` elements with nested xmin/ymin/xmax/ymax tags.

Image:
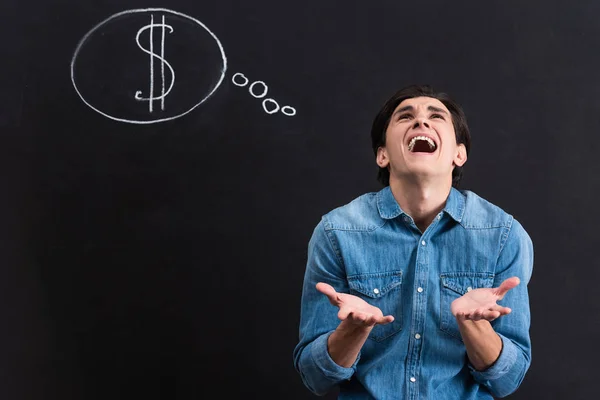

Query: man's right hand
<box><xmin>317</xmin><ymin>282</ymin><xmax>395</xmax><ymax>367</ymax></box>
<box><xmin>316</xmin><ymin>282</ymin><xmax>394</xmax><ymax>328</ymax></box>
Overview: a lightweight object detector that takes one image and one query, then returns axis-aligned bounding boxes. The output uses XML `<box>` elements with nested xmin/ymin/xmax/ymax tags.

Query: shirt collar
<box><xmin>376</xmin><ymin>186</ymin><xmax>465</xmax><ymax>222</ymax></box>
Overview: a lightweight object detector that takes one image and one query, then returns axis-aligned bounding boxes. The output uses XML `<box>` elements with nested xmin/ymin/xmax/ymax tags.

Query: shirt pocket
<box><xmin>439</xmin><ymin>272</ymin><xmax>495</xmax><ymax>341</ymax></box>
<box><xmin>347</xmin><ymin>271</ymin><xmax>403</xmax><ymax>342</ymax></box>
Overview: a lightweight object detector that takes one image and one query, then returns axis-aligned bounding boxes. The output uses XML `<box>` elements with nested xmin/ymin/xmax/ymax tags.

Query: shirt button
<box><xmin>415</xmin><ymin>333</ymin><xmax>421</xmax><ymax>339</ymax></box>
<box><xmin>373</xmin><ymin>288</ymin><xmax>380</xmax><ymax>294</ymax></box>
<box><xmin>421</xmin><ymin>240</ymin><xmax>426</xmax><ymax>246</ymax></box>
<box><xmin>437</xmin><ymin>214</ymin><xmax>441</xmax><ymax>220</ymax></box>
<box><xmin>410</xmin><ymin>377</ymin><xmax>416</xmax><ymax>383</ymax></box>
<box><xmin>466</xmin><ymin>286</ymin><xmax>473</xmax><ymax>292</ymax></box>
<box><xmin>417</xmin><ymin>287</ymin><xmax>423</xmax><ymax>293</ymax></box>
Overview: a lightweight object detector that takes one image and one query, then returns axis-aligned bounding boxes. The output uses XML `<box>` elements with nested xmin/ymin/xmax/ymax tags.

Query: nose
<box><xmin>413</xmin><ymin>118</ymin><xmax>430</xmax><ymax>129</ymax></box>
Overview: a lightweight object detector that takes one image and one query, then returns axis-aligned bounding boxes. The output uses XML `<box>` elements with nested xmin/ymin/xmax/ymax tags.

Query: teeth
<box><xmin>408</xmin><ymin>136</ymin><xmax>436</xmax><ymax>152</ymax></box>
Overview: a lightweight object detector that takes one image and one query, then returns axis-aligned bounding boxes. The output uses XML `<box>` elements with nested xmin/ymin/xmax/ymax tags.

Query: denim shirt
<box><xmin>293</xmin><ymin>186</ymin><xmax>533</xmax><ymax>399</ymax></box>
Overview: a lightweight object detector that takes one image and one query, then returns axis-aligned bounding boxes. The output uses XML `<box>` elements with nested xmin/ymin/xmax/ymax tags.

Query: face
<box><xmin>376</xmin><ymin>96</ymin><xmax>467</xmax><ymax>185</ymax></box>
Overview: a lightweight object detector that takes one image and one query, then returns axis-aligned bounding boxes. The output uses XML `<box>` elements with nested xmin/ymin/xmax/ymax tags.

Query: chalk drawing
<box><xmin>249</xmin><ymin>81</ymin><xmax>268</xmax><ymax>99</ymax></box>
<box><xmin>232</xmin><ymin>73</ymin><xmax>249</xmax><ymax>87</ymax></box>
<box><xmin>281</xmin><ymin>106</ymin><xmax>296</xmax><ymax>117</ymax></box>
<box><xmin>133</xmin><ymin>14</ymin><xmax>175</xmax><ymax>112</ymax></box>
<box><xmin>71</xmin><ymin>8</ymin><xmax>227</xmax><ymax>124</ymax></box>
<box><xmin>232</xmin><ymin>73</ymin><xmax>297</xmax><ymax>117</ymax></box>
<box><xmin>262</xmin><ymin>98</ymin><xmax>280</xmax><ymax>114</ymax></box>
<box><xmin>73</xmin><ymin>9</ymin><xmax>296</xmax><ymax>121</ymax></box>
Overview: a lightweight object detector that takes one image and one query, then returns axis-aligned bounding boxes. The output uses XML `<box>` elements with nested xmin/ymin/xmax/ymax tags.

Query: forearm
<box><xmin>458</xmin><ymin>317</ymin><xmax>531</xmax><ymax>398</ymax></box>
<box><xmin>457</xmin><ymin>319</ymin><xmax>502</xmax><ymax>371</ymax></box>
<box><xmin>459</xmin><ymin>218</ymin><xmax>533</xmax><ymax>397</ymax></box>
<box><xmin>328</xmin><ymin>321</ymin><xmax>372</xmax><ymax>368</ymax></box>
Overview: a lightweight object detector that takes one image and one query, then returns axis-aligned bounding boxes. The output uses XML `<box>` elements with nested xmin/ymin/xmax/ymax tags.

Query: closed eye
<box><xmin>430</xmin><ymin>113</ymin><xmax>445</xmax><ymax>120</ymax></box>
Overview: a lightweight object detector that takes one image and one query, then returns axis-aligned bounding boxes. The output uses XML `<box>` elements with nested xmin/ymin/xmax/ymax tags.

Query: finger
<box><xmin>316</xmin><ymin>282</ymin><xmax>340</xmax><ymax>305</ymax></box>
<box><xmin>364</xmin><ymin>314</ymin><xmax>395</xmax><ymax>326</ymax></box>
<box><xmin>455</xmin><ymin>311</ymin><xmax>467</xmax><ymax>321</ymax></box>
<box><xmin>482</xmin><ymin>310</ymin><xmax>501</xmax><ymax>321</ymax></box>
<box><xmin>345</xmin><ymin>310</ymin><xmax>368</xmax><ymax>323</ymax></box>
<box><xmin>494</xmin><ymin>277</ymin><xmax>520</xmax><ymax>299</ymax></box>
<box><xmin>338</xmin><ymin>306</ymin><xmax>352</xmax><ymax>321</ymax></box>
<box><xmin>490</xmin><ymin>304</ymin><xmax>512</xmax><ymax>316</ymax></box>
<box><xmin>344</xmin><ymin>311</ymin><xmax>394</xmax><ymax>326</ymax></box>
<box><xmin>348</xmin><ymin>311</ymin><xmax>376</xmax><ymax>326</ymax></box>
<box><xmin>363</xmin><ymin>314</ymin><xmax>379</xmax><ymax>327</ymax></box>
<box><xmin>369</xmin><ymin>315</ymin><xmax>395</xmax><ymax>325</ymax></box>
<box><xmin>471</xmin><ymin>308</ymin><xmax>485</xmax><ymax>321</ymax></box>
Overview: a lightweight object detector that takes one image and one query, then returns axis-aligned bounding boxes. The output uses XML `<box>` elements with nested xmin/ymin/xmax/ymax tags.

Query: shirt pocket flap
<box><xmin>440</xmin><ymin>272</ymin><xmax>495</xmax><ymax>296</ymax></box>
<box><xmin>347</xmin><ymin>271</ymin><xmax>403</xmax><ymax>298</ymax></box>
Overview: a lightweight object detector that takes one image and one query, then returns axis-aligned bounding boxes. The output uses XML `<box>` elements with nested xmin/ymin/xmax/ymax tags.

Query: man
<box><xmin>292</xmin><ymin>85</ymin><xmax>533</xmax><ymax>399</ymax></box>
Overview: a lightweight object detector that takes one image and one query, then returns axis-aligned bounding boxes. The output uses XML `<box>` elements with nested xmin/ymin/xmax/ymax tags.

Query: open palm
<box><xmin>316</xmin><ymin>282</ymin><xmax>394</xmax><ymax>327</ymax></box>
<box><xmin>451</xmin><ymin>277</ymin><xmax>520</xmax><ymax>322</ymax></box>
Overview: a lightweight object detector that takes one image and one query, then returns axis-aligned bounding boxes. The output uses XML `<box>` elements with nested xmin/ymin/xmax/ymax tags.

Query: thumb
<box><xmin>495</xmin><ymin>277</ymin><xmax>520</xmax><ymax>300</ymax></box>
<box><xmin>316</xmin><ymin>282</ymin><xmax>340</xmax><ymax>305</ymax></box>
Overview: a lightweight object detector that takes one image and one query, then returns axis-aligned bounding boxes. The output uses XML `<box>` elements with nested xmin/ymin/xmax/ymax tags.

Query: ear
<box><xmin>376</xmin><ymin>146</ymin><xmax>389</xmax><ymax>168</ymax></box>
<box><xmin>453</xmin><ymin>143</ymin><xmax>467</xmax><ymax>167</ymax></box>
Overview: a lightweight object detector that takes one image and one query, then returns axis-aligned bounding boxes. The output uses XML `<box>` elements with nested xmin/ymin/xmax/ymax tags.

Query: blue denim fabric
<box><xmin>293</xmin><ymin>187</ymin><xmax>533</xmax><ymax>399</ymax></box>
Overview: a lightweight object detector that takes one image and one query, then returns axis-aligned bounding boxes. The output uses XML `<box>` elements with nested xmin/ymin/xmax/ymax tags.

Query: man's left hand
<box><xmin>451</xmin><ymin>277</ymin><xmax>520</xmax><ymax>322</ymax></box>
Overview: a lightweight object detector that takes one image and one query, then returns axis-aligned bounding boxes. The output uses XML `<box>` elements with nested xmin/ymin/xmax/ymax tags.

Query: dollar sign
<box><xmin>134</xmin><ymin>15</ymin><xmax>175</xmax><ymax>112</ymax></box>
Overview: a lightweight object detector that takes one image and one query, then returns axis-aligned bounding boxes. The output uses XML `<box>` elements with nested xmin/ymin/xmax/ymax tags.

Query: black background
<box><xmin>1</xmin><ymin>0</ymin><xmax>598</xmax><ymax>399</ymax></box>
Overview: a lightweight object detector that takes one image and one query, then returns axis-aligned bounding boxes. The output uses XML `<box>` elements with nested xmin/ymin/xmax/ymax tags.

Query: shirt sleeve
<box><xmin>292</xmin><ymin>218</ymin><xmax>358</xmax><ymax>396</ymax></box>
<box><xmin>469</xmin><ymin>217</ymin><xmax>534</xmax><ymax>398</ymax></box>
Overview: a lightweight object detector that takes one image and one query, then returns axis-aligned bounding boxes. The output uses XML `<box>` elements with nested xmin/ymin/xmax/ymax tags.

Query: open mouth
<box><xmin>408</xmin><ymin>136</ymin><xmax>437</xmax><ymax>153</ymax></box>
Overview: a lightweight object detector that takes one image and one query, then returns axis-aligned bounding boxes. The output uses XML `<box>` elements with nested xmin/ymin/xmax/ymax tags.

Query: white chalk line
<box><xmin>249</xmin><ymin>81</ymin><xmax>268</xmax><ymax>98</ymax></box>
<box><xmin>281</xmin><ymin>106</ymin><xmax>296</xmax><ymax>116</ymax></box>
<box><xmin>232</xmin><ymin>73</ymin><xmax>248</xmax><ymax>87</ymax></box>
<box><xmin>133</xmin><ymin>15</ymin><xmax>175</xmax><ymax>112</ymax></box>
<box><xmin>149</xmin><ymin>15</ymin><xmax>154</xmax><ymax>111</ymax></box>
<box><xmin>161</xmin><ymin>15</ymin><xmax>166</xmax><ymax>111</ymax></box>
<box><xmin>262</xmin><ymin>98</ymin><xmax>279</xmax><ymax>114</ymax></box>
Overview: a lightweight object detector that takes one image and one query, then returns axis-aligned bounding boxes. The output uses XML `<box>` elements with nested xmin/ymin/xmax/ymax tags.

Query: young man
<box><xmin>293</xmin><ymin>85</ymin><xmax>533</xmax><ymax>399</ymax></box>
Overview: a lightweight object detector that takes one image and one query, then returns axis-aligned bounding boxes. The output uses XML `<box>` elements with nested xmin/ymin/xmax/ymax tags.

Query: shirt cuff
<box><xmin>310</xmin><ymin>332</ymin><xmax>359</xmax><ymax>380</ymax></box>
<box><xmin>469</xmin><ymin>333</ymin><xmax>518</xmax><ymax>381</ymax></box>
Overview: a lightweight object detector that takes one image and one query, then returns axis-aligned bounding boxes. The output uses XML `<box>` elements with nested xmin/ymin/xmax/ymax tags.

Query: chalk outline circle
<box><xmin>249</xmin><ymin>81</ymin><xmax>268</xmax><ymax>99</ymax></box>
<box><xmin>281</xmin><ymin>106</ymin><xmax>296</xmax><ymax>116</ymax></box>
<box><xmin>262</xmin><ymin>98</ymin><xmax>280</xmax><ymax>115</ymax></box>
<box><xmin>70</xmin><ymin>8</ymin><xmax>228</xmax><ymax>124</ymax></box>
<box><xmin>232</xmin><ymin>73</ymin><xmax>248</xmax><ymax>87</ymax></box>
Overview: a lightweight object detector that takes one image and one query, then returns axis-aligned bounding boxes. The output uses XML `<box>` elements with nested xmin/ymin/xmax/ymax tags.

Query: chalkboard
<box><xmin>1</xmin><ymin>0</ymin><xmax>598</xmax><ymax>399</ymax></box>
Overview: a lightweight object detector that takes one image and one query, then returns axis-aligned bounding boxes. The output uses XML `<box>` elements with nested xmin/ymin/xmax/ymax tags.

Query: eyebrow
<box><xmin>393</xmin><ymin>105</ymin><xmax>450</xmax><ymax>117</ymax></box>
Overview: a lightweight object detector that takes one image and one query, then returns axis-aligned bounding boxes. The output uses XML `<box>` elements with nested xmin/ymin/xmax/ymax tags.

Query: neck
<box><xmin>389</xmin><ymin>177</ymin><xmax>453</xmax><ymax>232</ymax></box>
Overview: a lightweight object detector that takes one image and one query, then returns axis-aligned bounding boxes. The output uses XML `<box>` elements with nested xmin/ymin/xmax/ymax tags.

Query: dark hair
<box><xmin>370</xmin><ymin>84</ymin><xmax>471</xmax><ymax>188</ymax></box>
